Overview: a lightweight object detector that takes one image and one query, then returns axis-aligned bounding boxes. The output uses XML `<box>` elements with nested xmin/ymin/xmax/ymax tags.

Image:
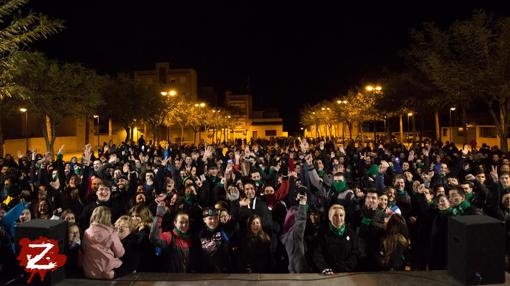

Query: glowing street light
<box><xmin>169</xmin><ymin>89</ymin><xmax>177</xmax><ymax>97</ymax></box>
<box><xmin>366</xmin><ymin>85</ymin><xmax>374</xmax><ymax>92</ymax></box>
<box><xmin>199</xmin><ymin>102</ymin><xmax>206</xmax><ymax>108</ymax></box>
<box><xmin>20</xmin><ymin>108</ymin><xmax>28</xmax><ymax>151</ymax></box>
<box><xmin>93</xmin><ymin>115</ymin><xmax>100</xmax><ymax>150</ymax></box>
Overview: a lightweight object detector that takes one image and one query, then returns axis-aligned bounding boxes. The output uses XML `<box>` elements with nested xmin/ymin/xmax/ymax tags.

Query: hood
<box><xmin>87</xmin><ymin>223</ymin><xmax>114</xmax><ymax>244</ymax></box>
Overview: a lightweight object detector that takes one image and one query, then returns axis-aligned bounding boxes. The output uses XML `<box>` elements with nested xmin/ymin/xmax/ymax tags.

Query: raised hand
<box><xmin>17</xmin><ymin>150</ymin><xmax>23</xmax><ymax>160</ymax></box>
<box><xmin>462</xmin><ymin>144</ymin><xmax>469</xmax><ymax>156</ymax></box>
<box><xmin>108</xmin><ymin>153</ymin><xmax>117</xmax><ymax>164</ymax></box>
<box><xmin>239</xmin><ymin>197</ymin><xmax>251</xmax><ymax>207</ymax></box>
<box><xmin>422</xmin><ymin>148</ymin><xmax>429</xmax><ymax>157</ymax></box>
<box><xmin>408</xmin><ymin>150</ymin><xmax>415</xmax><ymax>162</ymax></box>
<box><xmin>490</xmin><ymin>165</ymin><xmax>499</xmax><ymax>182</ymax></box>
<box><xmin>300</xmin><ymin>138</ymin><xmax>309</xmax><ymax>153</ymax></box>
<box><xmin>58</xmin><ymin>144</ymin><xmax>65</xmax><ymax>155</ymax></box>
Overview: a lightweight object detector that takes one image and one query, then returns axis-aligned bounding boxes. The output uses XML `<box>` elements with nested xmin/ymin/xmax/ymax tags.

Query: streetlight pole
<box><xmin>449</xmin><ymin>107</ymin><xmax>456</xmax><ymax>143</ymax></box>
<box><xmin>407</xmin><ymin>112</ymin><xmax>413</xmax><ymax>143</ymax></box>
<box><xmin>93</xmin><ymin>115</ymin><xmax>99</xmax><ymax>151</ymax></box>
<box><xmin>20</xmin><ymin>108</ymin><xmax>28</xmax><ymax>152</ymax></box>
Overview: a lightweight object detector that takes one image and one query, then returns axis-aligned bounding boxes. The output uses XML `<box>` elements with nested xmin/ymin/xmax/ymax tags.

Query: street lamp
<box><xmin>93</xmin><ymin>115</ymin><xmax>99</xmax><ymax>151</ymax></box>
<box><xmin>449</xmin><ymin>107</ymin><xmax>456</xmax><ymax>142</ymax></box>
<box><xmin>19</xmin><ymin>108</ymin><xmax>28</xmax><ymax>152</ymax></box>
<box><xmin>407</xmin><ymin>112</ymin><xmax>413</xmax><ymax>141</ymax></box>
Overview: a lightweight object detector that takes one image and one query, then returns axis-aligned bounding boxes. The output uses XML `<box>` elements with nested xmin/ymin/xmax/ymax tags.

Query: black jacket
<box><xmin>312</xmin><ymin>224</ymin><xmax>359</xmax><ymax>272</ymax></box>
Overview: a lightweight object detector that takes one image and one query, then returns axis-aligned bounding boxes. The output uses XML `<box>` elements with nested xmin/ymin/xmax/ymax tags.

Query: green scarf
<box><xmin>451</xmin><ymin>200</ymin><xmax>471</xmax><ymax>216</ymax></box>
<box><xmin>174</xmin><ymin>227</ymin><xmax>190</xmax><ymax>239</ymax></box>
<box><xmin>329</xmin><ymin>222</ymin><xmax>346</xmax><ymax>237</ymax></box>
<box><xmin>332</xmin><ymin>181</ymin><xmax>347</xmax><ymax>193</ymax></box>
<box><xmin>184</xmin><ymin>193</ymin><xmax>197</xmax><ymax>205</ymax></box>
<box><xmin>465</xmin><ymin>192</ymin><xmax>474</xmax><ymax>202</ymax></box>
<box><xmin>317</xmin><ymin>170</ymin><xmax>326</xmax><ymax>178</ymax></box>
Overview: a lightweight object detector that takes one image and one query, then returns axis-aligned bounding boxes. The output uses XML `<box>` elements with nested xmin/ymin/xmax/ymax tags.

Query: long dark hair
<box><xmin>382</xmin><ymin>214</ymin><xmax>409</xmax><ymax>265</ymax></box>
<box><xmin>247</xmin><ymin>214</ymin><xmax>270</xmax><ymax>242</ymax></box>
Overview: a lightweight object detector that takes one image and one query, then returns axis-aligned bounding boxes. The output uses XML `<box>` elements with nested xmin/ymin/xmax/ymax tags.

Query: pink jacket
<box><xmin>81</xmin><ymin>223</ymin><xmax>124</xmax><ymax>279</ymax></box>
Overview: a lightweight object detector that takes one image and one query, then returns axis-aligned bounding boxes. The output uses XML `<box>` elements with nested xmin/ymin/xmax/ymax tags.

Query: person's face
<box><xmin>209</xmin><ymin>167</ymin><xmax>218</xmax><ymax>177</ymax></box>
<box><xmin>115</xmin><ymin>221</ymin><xmax>131</xmax><ymax>240</ymax></box>
<box><xmin>203</xmin><ymin>215</ymin><xmax>219</xmax><ymax>230</ymax></box>
<box><xmin>145</xmin><ymin>173</ymin><xmax>154</xmax><ymax>182</ymax></box>
<box><xmin>316</xmin><ymin>160</ymin><xmax>324</xmax><ymax>170</ymax></box>
<box><xmin>93</xmin><ymin>160</ymin><xmax>101</xmax><ymax>172</ymax></box>
<box><xmin>460</xmin><ymin>184</ymin><xmax>472</xmax><ymax>194</ymax></box>
<box><xmin>19</xmin><ymin>209</ymin><xmax>31</xmax><ymax>223</ymax></box>
<box><xmin>174</xmin><ymin>160</ymin><xmax>182</xmax><ymax>169</ymax></box>
<box><xmin>502</xmin><ymin>194</ymin><xmax>510</xmax><ymax>209</ymax></box>
<box><xmin>1</xmin><ymin>166</ymin><xmax>8</xmax><ymax>175</ymax></box>
<box><xmin>71</xmin><ymin>157</ymin><xmax>78</xmax><ymax>164</ymax></box>
<box><xmin>96</xmin><ymin>186</ymin><xmax>111</xmax><ymax>202</ymax></box>
<box><xmin>438</xmin><ymin>196</ymin><xmax>450</xmax><ymax>210</ymax></box>
<box><xmin>475</xmin><ymin>173</ymin><xmax>486</xmax><ymax>184</ymax></box>
<box><xmin>118</xmin><ymin>178</ymin><xmax>128</xmax><ymax>189</ymax></box>
<box><xmin>263</xmin><ymin>186</ymin><xmax>274</xmax><ymax>196</ymax></box>
<box><xmin>219</xmin><ymin>211</ymin><xmax>230</xmax><ymax>224</ymax></box>
<box><xmin>378</xmin><ymin>195</ymin><xmax>388</xmax><ymax>209</ymax></box>
<box><xmin>493</xmin><ymin>154</ymin><xmax>500</xmax><ymax>163</ymax></box>
<box><xmin>365</xmin><ymin>193</ymin><xmax>379</xmax><ymax>210</ymax></box>
<box><xmin>250</xmin><ymin>218</ymin><xmax>262</xmax><ymax>234</ymax></box>
<box><xmin>440</xmin><ymin>164</ymin><xmax>449</xmax><ymax>175</ymax></box>
<box><xmin>191</xmin><ymin>167</ymin><xmax>197</xmax><ymax>176</ymax></box>
<box><xmin>250</xmin><ymin>172</ymin><xmax>261</xmax><ymax>182</ymax></box>
<box><xmin>38</xmin><ymin>201</ymin><xmax>49</xmax><ymax>214</ymax></box>
<box><xmin>386</xmin><ymin>188</ymin><xmax>396</xmax><ymax>201</ymax></box>
<box><xmin>394</xmin><ymin>178</ymin><xmax>405</xmax><ymax>190</ymax></box>
<box><xmin>501</xmin><ymin>174</ymin><xmax>510</xmax><ymax>188</ymax></box>
<box><xmin>69</xmin><ymin>176</ymin><xmax>77</xmax><ymax>187</ymax></box>
<box><xmin>501</xmin><ymin>165</ymin><xmax>510</xmax><ymax>173</ymax></box>
<box><xmin>436</xmin><ymin>186</ymin><xmax>446</xmax><ymax>196</ymax></box>
<box><xmin>185</xmin><ymin>157</ymin><xmax>192</xmax><ymax>165</ymax></box>
<box><xmin>64</xmin><ymin>213</ymin><xmax>76</xmax><ymax>224</ymax></box>
<box><xmin>68</xmin><ymin>226</ymin><xmax>80</xmax><ymax>243</ymax></box>
<box><xmin>448</xmin><ymin>190</ymin><xmax>464</xmax><ymax>207</ymax></box>
<box><xmin>131</xmin><ymin>212</ymin><xmax>142</xmax><ymax>227</ymax></box>
<box><xmin>135</xmin><ymin>160</ymin><xmax>142</xmax><ymax>169</ymax></box>
<box><xmin>309</xmin><ymin>212</ymin><xmax>321</xmax><ymax>224</ymax></box>
<box><xmin>244</xmin><ymin>183</ymin><xmax>256</xmax><ymax>199</ymax></box>
<box><xmin>92</xmin><ymin>178</ymin><xmax>102</xmax><ymax>191</ymax></box>
<box><xmin>402</xmin><ymin>162</ymin><xmax>410</xmax><ymax>171</ymax></box>
<box><xmin>114</xmin><ymin>170</ymin><xmax>122</xmax><ymax>179</ymax></box>
<box><xmin>134</xmin><ymin>194</ymin><xmax>145</xmax><ymax>205</ymax></box>
<box><xmin>175</xmin><ymin>214</ymin><xmax>190</xmax><ymax>233</ymax></box>
<box><xmin>329</xmin><ymin>209</ymin><xmax>345</xmax><ymax>228</ymax></box>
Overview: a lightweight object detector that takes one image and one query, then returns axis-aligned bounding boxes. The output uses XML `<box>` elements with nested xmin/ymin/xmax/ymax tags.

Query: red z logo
<box><xmin>17</xmin><ymin>237</ymin><xmax>67</xmax><ymax>284</ymax></box>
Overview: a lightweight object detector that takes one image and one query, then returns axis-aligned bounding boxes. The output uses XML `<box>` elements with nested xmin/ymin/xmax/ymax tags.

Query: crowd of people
<box><xmin>1</xmin><ymin>136</ymin><xmax>509</xmax><ymax>281</ymax></box>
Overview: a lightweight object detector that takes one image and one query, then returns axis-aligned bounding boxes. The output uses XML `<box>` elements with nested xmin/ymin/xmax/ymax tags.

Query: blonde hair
<box><xmin>115</xmin><ymin>215</ymin><xmax>135</xmax><ymax>232</ymax></box>
<box><xmin>90</xmin><ymin>206</ymin><xmax>112</xmax><ymax>227</ymax></box>
<box><xmin>328</xmin><ymin>204</ymin><xmax>345</xmax><ymax>221</ymax></box>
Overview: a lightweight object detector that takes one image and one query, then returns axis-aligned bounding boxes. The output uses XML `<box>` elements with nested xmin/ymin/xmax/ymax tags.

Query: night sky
<box><xmin>31</xmin><ymin>1</ymin><xmax>510</xmax><ymax>133</ymax></box>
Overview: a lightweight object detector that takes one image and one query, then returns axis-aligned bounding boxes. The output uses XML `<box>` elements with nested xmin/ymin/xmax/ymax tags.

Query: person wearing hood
<box><xmin>81</xmin><ymin>206</ymin><xmax>125</xmax><ymax>279</ymax></box>
<box><xmin>280</xmin><ymin>193</ymin><xmax>308</xmax><ymax>273</ymax></box>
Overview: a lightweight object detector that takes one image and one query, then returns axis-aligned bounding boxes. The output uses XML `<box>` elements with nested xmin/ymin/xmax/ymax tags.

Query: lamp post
<box><xmin>93</xmin><ymin>115</ymin><xmax>99</xmax><ymax>151</ymax></box>
<box><xmin>19</xmin><ymin>108</ymin><xmax>28</xmax><ymax>152</ymax></box>
<box><xmin>161</xmin><ymin>89</ymin><xmax>178</xmax><ymax>143</ymax></box>
<box><xmin>407</xmin><ymin>112</ymin><xmax>413</xmax><ymax>142</ymax></box>
<box><xmin>366</xmin><ymin>85</ymin><xmax>383</xmax><ymax>142</ymax></box>
<box><xmin>336</xmin><ymin>99</ymin><xmax>348</xmax><ymax>141</ymax></box>
<box><xmin>449</xmin><ymin>107</ymin><xmax>456</xmax><ymax>142</ymax></box>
